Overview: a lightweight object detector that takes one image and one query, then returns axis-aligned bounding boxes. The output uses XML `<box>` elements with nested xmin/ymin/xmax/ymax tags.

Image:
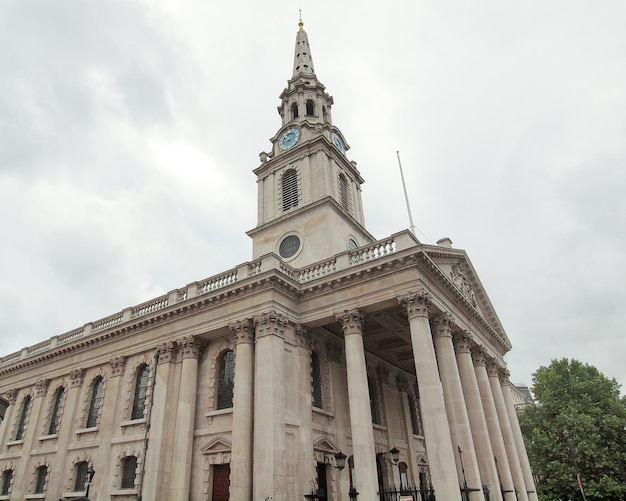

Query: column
<box><xmin>142</xmin><ymin>341</ymin><xmax>177</xmax><ymax>501</ymax></box>
<box><xmin>488</xmin><ymin>364</ymin><xmax>528</xmax><ymax>501</ymax></box>
<box><xmin>335</xmin><ymin>308</ymin><xmax>379</xmax><ymax>499</ymax></box>
<box><xmin>169</xmin><ymin>335</ymin><xmax>204</xmax><ymax>500</ymax></box>
<box><xmin>473</xmin><ymin>349</ymin><xmax>516</xmax><ymax>501</ymax></box>
<box><xmin>501</xmin><ymin>375</ymin><xmax>538</xmax><ymax>501</ymax></box>
<box><xmin>229</xmin><ymin>319</ymin><xmax>255</xmax><ymax>501</ymax></box>
<box><xmin>253</xmin><ymin>311</ymin><xmax>287</xmax><ymax>501</ymax></box>
<box><xmin>97</xmin><ymin>356</ymin><xmax>126</xmax><ymax>494</ymax></box>
<box><xmin>295</xmin><ymin>326</ymin><xmax>316</xmax><ymax>497</ymax></box>
<box><xmin>454</xmin><ymin>333</ymin><xmax>502</xmax><ymax>501</ymax></box>
<box><xmin>398</xmin><ymin>292</ymin><xmax>462</xmax><ymax>501</ymax></box>
<box><xmin>431</xmin><ymin>314</ymin><xmax>484</xmax><ymax>501</ymax></box>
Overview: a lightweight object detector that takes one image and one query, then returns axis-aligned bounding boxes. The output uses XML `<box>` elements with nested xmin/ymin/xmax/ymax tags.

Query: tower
<box><xmin>247</xmin><ymin>18</ymin><xmax>375</xmax><ymax>267</ymax></box>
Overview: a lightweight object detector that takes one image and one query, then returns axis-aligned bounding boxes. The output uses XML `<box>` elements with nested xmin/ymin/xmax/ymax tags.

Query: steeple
<box><xmin>248</xmin><ymin>18</ymin><xmax>375</xmax><ymax>267</ymax></box>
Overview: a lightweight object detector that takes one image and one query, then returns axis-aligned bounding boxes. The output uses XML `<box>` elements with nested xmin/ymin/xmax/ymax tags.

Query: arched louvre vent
<box><xmin>282</xmin><ymin>169</ymin><xmax>299</xmax><ymax>211</ymax></box>
<box><xmin>338</xmin><ymin>173</ymin><xmax>350</xmax><ymax>211</ymax></box>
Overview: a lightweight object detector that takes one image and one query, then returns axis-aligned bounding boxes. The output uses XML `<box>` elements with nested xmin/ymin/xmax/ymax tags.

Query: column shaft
<box><xmin>296</xmin><ymin>327</ymin><xmax>315</xmax><ymax>497</ymax></box>
<box><xmin>432</xmin><ymin>315</ymin><xmax>484</xmax><ymax>501</ymax></box>
<box><xmin>455</xmin><ymin>335</ymin><xmax>502</xmax><ymax>501</ymax></box>
<box><xmin>501</xmin><ymin>378</ymin><xmax>538</xmax><ymax>501</ymax></box>
<box><xmin>488</xmin><ymin>366</ymin><xmax>528</xmax><ymax>501</ymax></box>
<box><xmin>336</xmin><ymin>309</ymin><xmax>379</xmax><ymax>499</ymax></box>
<box><xmin>473</xmin><ymin>351</ymin><xmax>516</xmax><ymax>501</ymax></box>
<box><xmin>398</xmin><ymin>292</ymin><xmax>462</xmax><ymax>501</ymax></box>
<box><xmin>230</xmin><ymin>319</ymin><xmax>255</xmax><ymax>501</ymax></box>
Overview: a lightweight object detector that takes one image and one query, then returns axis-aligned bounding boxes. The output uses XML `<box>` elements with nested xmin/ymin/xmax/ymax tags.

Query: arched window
<box><xmin>311</xmin><ymin>352</ymin><xmax>323</xmax><ymax>408</ymax></box>
<box><xmin>306</xmin><ymin>99</ymin><xmax>315</xmax><ymax>116</ymax></box>
<box><xmin>216</xmin><ymin>350</ymin><xmax>235</xmax><ymax>410</ymax></box>
<box><xmin>0</xmin><ymin>397</ymin><xmax>8</xmax><ymax>425</ymax></box>
<box><xmin>291</xmin><ymin>102</ymin><xmax>299</xmax><ymax>119</ymax></box>
<box><xmin>121</xmin><ymin>456</ymin><xmax>137</xmax><ymax>489</ymax></box>
<box><xmin>338</xmin><ymin>173</ymin><xmax>349</xmax><ymax>211</ymax></box>
<box><xmin>1</xmin><ymin>469</ymin><xmax>12</xmax><ymax>496</ymax></box>
<box><xmin>15</xmin><ymin>395</ymin><xmax>31</xmax><ymax>440</ymax></box>
<box><xmin>74</xmin><ymin>461</ymin><xmax>89</xmax><ymax>492</ymax></box>
<box><xmin>408</xmin><ymin>393</ymin><xmax>422</xmax><ymax>435</ymax></box>
<box><xmin>34</xmin><ymin>465</ymin><xmax>47</xmax><ymax>494</ymax></box>
<box><xmin>48</xmin><ymin>387</ymin><xmax>65</xmax><ymax>435</ymax></box>
<box><xmin>131</xmin><ymin>365</ymin><xmax>150</xmax><ymax>420</ymax></box>
<box><xmin>368</xmin><ymin>375</ymin><xmax>382</xmax><ymax>425</ymax></box>
<box><xmin>399</xmin><ymin>462</ymin><xmax>409</xmax><ymax>490</ymax></box>
<box><xmin>282</xmin><ymin>169</ymin><xmax>299</xmax><ymax>211</ymax></box>
<box><xmin>86</xmin><ymin>377</ymin><xmax>104</xmax><ymax>428</ymax></box>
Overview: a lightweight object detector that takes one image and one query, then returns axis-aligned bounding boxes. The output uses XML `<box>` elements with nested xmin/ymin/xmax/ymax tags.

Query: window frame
<box><xmin>86</xmin><ymin>376</ymin><xmax>104</xmax><ymax>428</ymax></box>
<box><xmin>34</xmin><ymin>465</ymin><xmax>47</xmax><ymax>494</ymax></box>
<box><xmin>14</xmin><ymin>395</ymin><xmax>31</xmax><ymax>441</ymax></box>
<box><xmin>120</xmin><ymin>456</ymin><xmax>138</xmax><ymax>489</ymax></box>
<box><xmin>131</xmin><ymin>365</ymin><xmax>150</xmax><ymax>420</ymax></box>
<box><xmin>47</xmin><ymin>386</ymin><xmax>65</xmax><ymax>435</ymax></box>
<box><xmin>216</xmin><ymin>350</ymin><xmax>235</xmax><ymax>410</ymax></box>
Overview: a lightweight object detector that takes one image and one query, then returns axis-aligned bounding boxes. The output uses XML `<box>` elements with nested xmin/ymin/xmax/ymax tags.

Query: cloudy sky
<box><xmin>1</xmin><ymin>0</ymin><xmax>625</xmax><ymax>393</ymax></box>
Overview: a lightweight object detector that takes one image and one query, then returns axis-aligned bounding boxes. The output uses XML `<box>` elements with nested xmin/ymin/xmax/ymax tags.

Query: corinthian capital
<box><xmin>156</xmin><ymin>341</ymin><xmax>177</xmax><ymax>364</ymax></box>
<box><xmin>229</xmin><ymin>318</ymin><xmax>254</xmax><ymax>345</ymax></box>
<box><xmin>178</xmin><ymin>336</ymin><xmax>205</xmax><ymax>360</ymax></box>
<box><xmin>335</xmin><ymin>308</ymin><xmax>363</xmax><ymax>336</ymax></box>
<box><xmin>109</xmin><ymin>356</ymin><xmax>126</xmax><ymax>377</ymax></box>
<box><xmin>397</xmin><ymin>290</ymin><xmax>431</xmax><ymax>320</ymax></box>
<box><xmin>453</xmin><ymin>331</ymin><xmax>473</xmax><ymax>354</ymax></box>
<box><xmin>254</xmin><ymin>310</ymin><xmax>287</xmax><ymax>339</ymax></box>
<box><xmin>431</xmin><ymin>312</ymin><xmax>454</xmax><ymax>339</ymax></box>
<box><xmin>35</xmin><ymin>379</ymin><xmax>49</xmax><ymax>397</ymax></box>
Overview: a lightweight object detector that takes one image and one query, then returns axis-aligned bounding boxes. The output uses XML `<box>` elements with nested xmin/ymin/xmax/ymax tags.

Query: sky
<box><xmin>1</xmin><ymin>0</ymin><xmax>625</xmax><ymax>394</ymax></box>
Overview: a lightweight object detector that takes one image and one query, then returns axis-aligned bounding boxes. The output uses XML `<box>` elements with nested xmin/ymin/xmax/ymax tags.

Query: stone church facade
<box><xmin>0</xmin><ymin>19</ymin><xmax>536</xmax><ymax>501</ymax></box>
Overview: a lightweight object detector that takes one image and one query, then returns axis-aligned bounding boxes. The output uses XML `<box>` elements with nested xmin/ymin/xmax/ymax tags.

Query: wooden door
<box><xmin>212</xmin><ymin>463</ymin><xmax>230</xmax><ymax>501</ymax></box>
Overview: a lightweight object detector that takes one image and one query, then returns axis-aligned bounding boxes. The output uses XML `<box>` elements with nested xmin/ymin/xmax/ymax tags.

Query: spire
<box><xmin>292</xmin><ymin>13</ymin><xmax>315</xmax><ymax>77</ymax></box>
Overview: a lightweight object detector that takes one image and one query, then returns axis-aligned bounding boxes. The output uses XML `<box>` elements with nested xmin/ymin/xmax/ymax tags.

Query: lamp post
<box><xmin>85</xmin><ymin>464</ymin><xmax>95</xmax><ymax>498</ymax></box>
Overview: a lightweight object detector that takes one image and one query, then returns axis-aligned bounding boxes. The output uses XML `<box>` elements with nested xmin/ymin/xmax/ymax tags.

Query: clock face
<box><xmin>347</xmin><ymin>238</ymin><xmax>358</xmax><ymax>250</ymax></box>
<box><xmin>331</xmin><ymin>132</ymin><xmax>344</xmax><ymax>152</ymax></box>
<box><xmin>278</xmin><ymin>127</ymin><xmax>301</xmax><ymax>151</ymax></box>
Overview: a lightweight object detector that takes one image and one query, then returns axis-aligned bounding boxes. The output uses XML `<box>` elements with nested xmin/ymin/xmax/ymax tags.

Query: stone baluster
<box><xmin>473</xmin><ymin>349</ymin><xmax>516</xmax><ymax>501</ymax></box>
<box><xmin>431</xmin><ymin>314</ymin><xmax>484</xmax><ymax>501</ymax></box>
<box><xmin>454</xmin><ymin>333</ymin><xmax>502</xmax><ymax>501</ymax></box>
<box><xmin>488</xmin><ymin>364</ymin><xmax>528</xmax><ymax>501</ymax></box>
<box><xmin>169</xmin><ymin>335</ymin><xmax>204</xmax><ymax>500</ymax></box>
<box><xmin>253</xmin><ymin>311</ymin><xmax>288</xmax><ymax>501</ymax></box>
<box><xmin>142</xmin><ymin>341</ymin><xmax>177</xmax><ymax>500</ymax></box>
<box><xmin>335</xmin><ymin>308</ymin><xmax>379</xmax><ymax>499</ymax></box>
<box><xmin>229</xmin><ymin>319</ymin><xmax>255</xmax><ymax>501</ymax></box>
<box><xmin>398</xmin><ymin>292</ymin><xmax>461</xmax><ymax>501</ymax></box>
<box><xmin>500</xmin><ymin>374</ymin><xmax>538</xmax><ymax>501</ymax></box>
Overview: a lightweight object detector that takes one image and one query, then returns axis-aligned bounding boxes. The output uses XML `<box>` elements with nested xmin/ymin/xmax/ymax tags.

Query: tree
<box><xmin>520</xmin><ymin>358</ymin><xmax>626</xmax><ymax>501</ymax></box>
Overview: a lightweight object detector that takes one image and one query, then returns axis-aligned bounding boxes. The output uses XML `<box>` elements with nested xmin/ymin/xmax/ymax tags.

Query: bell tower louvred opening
<box><xmin>247</xmin><ymin>17</ymin><xmax>375</xmax><ymax>267</ymax></box>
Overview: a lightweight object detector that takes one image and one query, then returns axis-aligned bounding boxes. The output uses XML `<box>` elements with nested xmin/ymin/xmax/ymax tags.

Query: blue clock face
<box><xmin>278</xmin><ymin>127</ymin><xmax>301</xmax><ymax>151</ymax></box>
<box><xmin>331</xmin><ymin>132</ymin><xmax>344</xmax><ymax>152</ymax></box>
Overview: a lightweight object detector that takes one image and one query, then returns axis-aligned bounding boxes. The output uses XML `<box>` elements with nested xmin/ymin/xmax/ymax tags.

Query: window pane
<box><xmin>1</xmin><ymin>469</ymin><xmax>12</xmax><ymax>495</ymax></box>
<box><xmin>217</xmin><ymin>351</ymin><xmax>235</xmax><ymax>410</ymax></box>
<box><xmin>311</xmin><ymin>352</ymin><xmax>323</xmax><ymax>408</ymax></box>
<box><xmin>48</xmin><ymin>387</ymin><xmax>65</xmax><ymax>435</ymax></box>
<box><xmin>131</xmin><ymin>365</ymin><xmax>150</xmax><ymax>419</ymax></box>
<box><xmin>15</xmin><ymin>396</ymin><xmax>31</xmax><ymax>440</ymax></box>
<box><xmin>74</xmin><ymin>462</ymin><xmax>88</xmax><ymax>491</ymax></box>
<box><xmin>86</xmin><ymin>377</ymin><xmax>104</xmax><ymax>428</ymax></box>
<box><xmin>121</xmin><ymin>456</ymin><xmax>137</xmax><ymax>489</ymax></box>
<box><xmin>34</xmin><ymin>466</ymin><xmax>47</xmax><ymax>493</ymax></box>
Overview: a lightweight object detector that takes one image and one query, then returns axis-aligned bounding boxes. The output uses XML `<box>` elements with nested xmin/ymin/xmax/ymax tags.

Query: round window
<box><xmin>279</xmin><ymin>235</ymin><xmax>301</xmax><ymax>258</ymax></box>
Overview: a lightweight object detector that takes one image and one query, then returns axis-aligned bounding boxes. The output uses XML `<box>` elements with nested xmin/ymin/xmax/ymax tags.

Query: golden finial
<box><xmin>298</xmin><ymin>9</ymin><xmax>304</xmax><ymax>29</ymax></box>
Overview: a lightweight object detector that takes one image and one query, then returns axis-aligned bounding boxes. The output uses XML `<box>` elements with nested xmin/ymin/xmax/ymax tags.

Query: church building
<box><xmin>0</xmin><ymin>19</ymin><xmax>536</xmax><ymax>501</ymax></box>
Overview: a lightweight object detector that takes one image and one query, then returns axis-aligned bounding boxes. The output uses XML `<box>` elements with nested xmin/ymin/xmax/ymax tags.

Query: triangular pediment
<box><xmin>421</xmin><ymin>244</ymin><xmax>512</xmax><ymax>351</ymax></box>
<box><xmin>312</xmin><ymin>435</ymin><xmax>339</xmax><ymax>453</ymax></box>
<box><xmin>200</xmin><ymin>435</ymin><xmax>232</xmax><ymax>454</ymax></box>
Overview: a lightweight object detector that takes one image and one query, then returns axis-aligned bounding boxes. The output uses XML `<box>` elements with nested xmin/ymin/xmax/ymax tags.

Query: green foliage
<box><xmin>520</xmin><ymin>359</ymin><xmax>626</xmax><ymax>501</ymax></box>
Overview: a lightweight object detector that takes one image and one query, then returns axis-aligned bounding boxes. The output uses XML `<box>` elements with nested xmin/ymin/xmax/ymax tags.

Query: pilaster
<box><xmin>398</xmin><ymin>292</ymin><xmax>461</xmax><ymax>501</ymax></box>
<box><xmin>229</xmin><ymin>319</ymin><xmax>255</xmax><ymax>501</ymax></box>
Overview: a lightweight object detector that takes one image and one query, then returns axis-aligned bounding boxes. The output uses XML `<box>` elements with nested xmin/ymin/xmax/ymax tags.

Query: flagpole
<box><xmin>396</xmin><ymin>151</ymin><xmax>416</xmax><ymax>236</ymax></box>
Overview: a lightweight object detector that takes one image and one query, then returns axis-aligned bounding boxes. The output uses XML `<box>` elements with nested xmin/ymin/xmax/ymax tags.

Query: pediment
<box><xmin>421</xmin><ymin>245</ymin><xmax>512</xmax><ymax>351</ymax></box>
<box><xmin>312</xmin><ymin>435</ymin><xmax>339</xmax><ymax>453</ymax></box>
<box><xmin>200</xmin><ymin>435</ymin><xmax>232</xmax><ymax>454</ymax></box>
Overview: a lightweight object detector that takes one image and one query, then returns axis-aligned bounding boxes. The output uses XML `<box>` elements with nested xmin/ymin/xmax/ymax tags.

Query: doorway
<box><xmin>211</xmin><ymin>463</ymin><xmax>230</xmax><ymax>501</ymax></box>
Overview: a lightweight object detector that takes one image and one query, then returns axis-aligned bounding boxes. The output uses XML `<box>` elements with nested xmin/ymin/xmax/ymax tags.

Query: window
<box><xmin>121</xmin><ymin>456</ymin><xmax>137</xmax><ymax>489</ymax></box>
<box><xmin>15</xmin><ymin>395</ymin><xmax>31</xmax><ymax>440</ymax></box>
<box><xmin>86</xmin><ymin>377</ymin><xmax>104</xmax><ymax>428</ymax></box>
<box><xmin>306</xmin><ymin>99</ymin><xmax>315</xmax><ymax>116</ymax></box>
<box><xmin>131</xmin><ymin>365</ymin><xmax>150</xmax><ymax>420</ymax></box>
<box><xmin>0</xmin><ymin>397</ymin><xmax>8</xmax><ymax>426</ymax></box>
<box><xmin>338</xmin><ymin>173</ymin><xmax>349</xmax><ymax>211</ymax></box>
<box><xmin>48</xmin><ymin>387</ymin><xmax>65</xmax><ymax>435</ymax></box>
<box><xmin>399</xmin><ymin>462</ymin><xmax>409</xmax><ymax>490</ymax></box>
<box><xmin>408</xmin><ymin>393</ymin><xmax>422</xmax><ymax>435</ymax></box>
<box><xmin>279</xmin><ymin>235</ymin><xmax>301</xmax><ymax>259</ymax></box>
<box><xmin>34</xmin><ymin>465</ymin><xmax>47</xmax><ymax>494</ymax></box>
<box><xmin>1</xmin><ymin>469</ymin><xmax>12</xmax><ymax>495</ymax></box>
<box><xmin>311</xmin><ymin>352</ymin><xmax>323</xmax><ymax>408</ymax></box>
<box><xmin>368</xmin><ymin>376</ymin><xmax>382</xmax><ymax>425</ymax></box>
<box><xmin>74</xmin><ymin>461</ymin><xmax>89</xmax><ymax>492</ymax></box>
<box><xmin>282</xmin><ymin>169</ymin><xmax>299</xmax><ymax>211</ymax></box>
<box><xmin>291</xmin><ymin>102</ymin><xmax>299</xmax><ymax>119</ymax></box>
<box><xmin>216</xmin><ymin>350</ymin><xmax>235</xmax><ymax>410</ymax></box>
